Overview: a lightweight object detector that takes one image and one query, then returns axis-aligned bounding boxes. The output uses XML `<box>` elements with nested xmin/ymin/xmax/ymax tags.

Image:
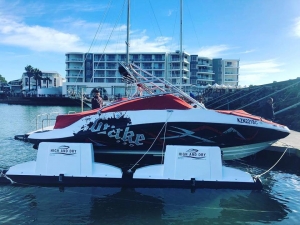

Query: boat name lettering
<box><xmin>178</xmin><ymin>152</ymin><xmax>206</xmax><ymax>159</ymax></box>
<box><xmin>108</xmin><ymin>127</ymin><xmax>145</xmax><ymax>146</ymax></box>
<box><xmin>90</xmin><ymin>118</ymin><xmax>145</xmax><ymax>146</ymax></box>
<box><xmin>237</xmin><ymin>118</ymin><xmax>258</xmax><ymax>125</ymax></box>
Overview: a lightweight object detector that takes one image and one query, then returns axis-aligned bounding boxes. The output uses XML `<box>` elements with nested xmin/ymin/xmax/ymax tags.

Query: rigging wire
<box><xmin>148</xmin><ymin>0</ymin><xmax>163</xmax><ymax>37</ymax></box>
<box><xmin>185</xmin><ymin>0</ymin><xmax>201</xmax><ymax>49</ymax></box>
<box><xmin>128</xmin><ymin>111</ymin><xmax>173</xmax><ymax>172</ymax></box>
<box><xmin>170</xmin><ymin>6</ymin><xmax>178</xmax><ymax>50</ymax></box>
<box><xmin>214</xmin><ymin>86</ymin><xmax>266</xmax><ymax>109</ymax></box>
<box><xmin>74</xmin><ymin>0</ymin><xmax>113</xmax><ymax>84</ymax></box>
<box><xmin>161</xmin><ymin>117</ymin><xmax>168</xmax><ymax>164</ymax></box>
<box><xmin>237</xmin><ymin>79</ymin><xmax>300</xmax><ymax>110</ymax></box>
<box><xmin>88</xmin><ymin>0</ymin><xmax>114</xmax><ymax>82</ymax></box>
<box><xmin>89</xmin><ymin>0</ymin><xmax>126</xmax><ymax>83</ymax></box>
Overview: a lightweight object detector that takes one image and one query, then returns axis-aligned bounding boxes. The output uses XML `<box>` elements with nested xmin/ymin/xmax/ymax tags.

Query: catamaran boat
<box><xmin>27</xmin><ymin>63</ymin><xmax>290</xmax><ymax>160</ymax></box>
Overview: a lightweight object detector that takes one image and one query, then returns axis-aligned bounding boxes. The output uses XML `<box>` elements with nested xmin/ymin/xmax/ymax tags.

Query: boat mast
<box><xmin>124</xmin><ymin>0</ymin><xmax>130</xmax><ymax>96</ymax></box>
<box><xmin>179</xmin><ymin>0</ymin><xmax>183</xmax><ymax>91</ymax></box>
<box><xmin>126</xmin><ymin>0</ymin><xmax>130</xmax><ymax>64</ymax></box>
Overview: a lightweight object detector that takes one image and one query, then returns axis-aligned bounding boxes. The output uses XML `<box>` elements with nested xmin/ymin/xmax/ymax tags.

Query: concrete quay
<box><xmin>267</xmin><ymin>130</ymin><xmax>300</xmax><ymax>157</ymax></box>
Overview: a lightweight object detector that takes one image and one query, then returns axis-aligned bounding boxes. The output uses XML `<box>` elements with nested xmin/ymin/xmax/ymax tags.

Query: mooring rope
<box><xmin>252</xmin><ymin>143</ymin><xmax>291</xmax><ymax>179</ymax></box>
<box><xmin>160</xmin><ymin>120</ymin><xmax>168</xmax><ymax>164</ymax></box>
<box><xmin>0</xmin><ymin>169</ymin><xmax>15</xmax><ymax>184</ymax></box>
<box><xmin>128</xmin><ymin>111</ymin><xmax>173</xmax><ymax>172</ymax></box>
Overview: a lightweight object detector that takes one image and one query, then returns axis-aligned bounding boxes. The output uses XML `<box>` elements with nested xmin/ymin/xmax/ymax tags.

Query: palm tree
<box><xmin>25</xmin><ymin>65</ymin><xmax>34</xmax><ymax>92</ymax></box>
<box><xmin>33</xmin><ymin>68</ymin><xmax>43</xmax><ymax>95</ymax></box>
<box><xmin>43</xmin><ymin>76</ymin><xmax>51</xmax><ymax>88</ymax></box>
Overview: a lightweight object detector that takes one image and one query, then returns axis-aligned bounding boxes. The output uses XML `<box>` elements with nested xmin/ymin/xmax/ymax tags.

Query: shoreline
<box><xmin>0</xmin><ymin>96</ymin><xmax>90</xmax><ymax>107</ymax></box>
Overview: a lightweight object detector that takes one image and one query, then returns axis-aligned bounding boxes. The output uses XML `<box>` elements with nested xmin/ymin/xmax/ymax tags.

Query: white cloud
<box><xmin>101</xmin><ymin>35</ymin><xmax>172</xmax><ymax>52</ymax></box>
<box><xmin>0</xmin><ymin>16</ymin><xmax>87</xmax><ymax>52</ymax></box>
<box><xmin>293</xmin><ymin>17</ymin><xmax>300</xmax><ymax>37</ymax></box>
<box><xmin>239</xmin><ymin>59</ymin><xmax>284</xmax><ymax>85</ymax></box>
<box><xmin>196</xmin><ymin>45</ymin><xmax>230</xmax><ymax>58</ymax></box>
<box><xmin>239</xmin><ymin>49</ymin><xmax>256</xmax><ymax>54</ymax></box>
<box><xmin>0</xmin><ymin>10</ymin><xmax>174</xmax><ymax>54</ymax></box>
<box><xmin>55</xmin><ymin>3</ymin><xmax>107</xmax><ymax>13</ymax></box>
<box><xmin>168</xmin><ymin>10</ymin><xmax>174</xmax><ymax>16</ymax></box>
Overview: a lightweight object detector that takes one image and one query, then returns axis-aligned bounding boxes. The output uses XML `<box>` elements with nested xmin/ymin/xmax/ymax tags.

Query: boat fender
<box><xmin>122</xmin><ymin>169</ymin><xmax>133</xmax><ymax>179</ymax></box>
<box><xmin>221</xmin><ymin>150</ymin><xmax>224</xmax><ymax>161</ymax></box>
<box><xmin>59</xmin><ymin>174</ymin><xmax>64</xmax><ymax>182</ymax></box>
<box><xmin>190</xmin><ymin>178</ymin><xmax>196</xmax><ymax>193</ymax></box>
<box><xmin>191</xmin><ymin>178</ymin><xmax>196</xmax><ymax>187</ymax></box>
<box><xmin>33</xmin><ymin>143</ymin><xmax>39</xmax><ymax>150</ymax></box>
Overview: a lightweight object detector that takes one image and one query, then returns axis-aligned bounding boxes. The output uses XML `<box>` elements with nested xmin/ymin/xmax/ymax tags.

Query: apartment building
<box><xmin>222</xmin><ymin>59</ymin><xmax>239</xmax><ymax>87</ymax></box>
<box><xmin>64</xmin><ymin>52</ymin><xmax>239</xmax><ymax>97</ymax></box>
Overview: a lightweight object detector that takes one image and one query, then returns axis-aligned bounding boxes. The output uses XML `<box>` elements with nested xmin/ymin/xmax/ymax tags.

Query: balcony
<box><xmin>66</xmin><ymin>66</ymin><xmax>83</xmax><ymax>70</ymax></box>
<box><xmin>225</xmin><ymin>64</ymin><xmax>239</xmax><ymax>68</ymax></box>
<box><xmin>225</xmin><ymin>72</ymin><xmax>238</xmax><ymax>75</ymax></box>
<box><xmin>94</xmin><ymin>58</ymin><xmax>105</xmax><ymax>61</ymax></box>
<box><xmin>106</xmin><ymin>73</ymin><xmax>116</xmax><ymax>77</ymax></box>
<box><xmin>197</xmin><ymin>69</ymin><xmax>213</xmax><ymax>73</ymax></box>
<box><xmin>196</xmin><ymin>76</ymin><xmax>214</xmax><ymax>81</ymax></box>
<box><xmin>94</xmin><ymin>66</ymin><xmax>105</xmax><ymax>69</ymax></box>
<box><xmin>141</xmin><ymin>58</ymin><xmax>152</xmax><ymax>61</ymax></box>
<box><xmin>198</xmin><ymin>63</ymin><xmax>212</xmax><ymax>67</ymax></box>
<box><xmin>66</xmin><ymin>58</ymin><xmax>83</xmax><ymax>62</ymax></box>
<box><xmin>66</xmin><ymin>74</ymin><xmax>83</xmax><ymax>77</ymax></box>
<box><xmin>224</xmin><ymin>79</ymin><xmax>238</xmax><ymax>82</ymax></box>
<box><xmin>94</xmin><ymin>78</ymin><xmax>105</xmax><ymax>83</ymax></box>
<box><xmin>94</xmin><ymin>74</ymin><xmax>105</xmax><ymax>77</ymax></box>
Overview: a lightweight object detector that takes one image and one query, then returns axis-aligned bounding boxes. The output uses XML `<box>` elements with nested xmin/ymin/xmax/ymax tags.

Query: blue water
<box><xmin>0</xmin><ymin>104</ymin><xmax>300</xmax><ymax>224</ymax></box>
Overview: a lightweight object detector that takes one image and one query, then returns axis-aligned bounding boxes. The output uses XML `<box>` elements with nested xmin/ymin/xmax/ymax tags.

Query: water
<box><xmin>0</xmin><ymin>104</ymin><xmax>300</xmax><ymax>224</ymax></box>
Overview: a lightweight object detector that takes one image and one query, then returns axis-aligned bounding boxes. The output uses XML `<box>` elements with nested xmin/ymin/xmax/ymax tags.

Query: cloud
<box><xmin>55</xmin><ymin>3</ymin><xmax>107</xmax><ymax>13</ymax></box>
<box><xmin>0</xmin><ymin>1</ymin><xmax>175</xmax><ymax>55</ymax></box>
<box><xmin>293</xmin><ymin>17</ymin><xmax>300</xmax><ymax>37</ymax></box>
<box><xmin>101</xmin><ymin>35</ymin><xmax>172</xmax><ymax>52</ymax></box>
<box><xmin>239</xmin><ymin>59</ymin><xmax>284</xmax><ymax>85</ymax></box>
<box><xmin>196</xmin><ymin>45</ymin><xmax>230</xmax><ymax>58</ymax></box>
<box><xmin>168</xmin><ymin>10</ymin><xmax>174</xmax><ymax>16</ymax></box>
<box><xmin>239</xmin><ymin>49</ymin><xmax>256</xmax><ymax>54</ymax></box>
<box><xmin>0</xmin><ymin>16</ymin><xmax>87</xmax><ymax>52</ymax></box>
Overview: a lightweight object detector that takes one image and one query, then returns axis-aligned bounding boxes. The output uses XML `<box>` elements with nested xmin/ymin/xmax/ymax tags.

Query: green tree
<box><xmin>33</xmin><ymin>68</ymin><xmax>43</xmax><ymax>92</ymax></box>
<box><xmin>43</xmin><ymin>76</ymin><xmax>51</xmax><ymax>88</ymax></box>
<box><xmin>0</xmin><ymin>74</ymin><xmax>7</xmax><ymax>83</ymax></box>
<box><xmin>25</xmin><ymin>65</ymin><xmax>34</xmax><ymax>92</ymax></box>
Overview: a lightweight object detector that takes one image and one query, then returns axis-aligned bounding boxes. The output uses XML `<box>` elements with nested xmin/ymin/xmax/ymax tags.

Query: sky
<box><xmin>0</xmin><ymin>0</ymin><xmax>300</xmax><ymax>86</ymax></box>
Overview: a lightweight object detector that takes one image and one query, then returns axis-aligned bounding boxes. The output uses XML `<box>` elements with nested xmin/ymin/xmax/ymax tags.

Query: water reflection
<box><xmin>0</xmin><ymin>180</ymin><xmax>293</xmax><ymax>224</ymax></box>
<box><xmin>88</xmin><ymin>188</ymin><xmax>288</xmax><ymax>224</ymax></box>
